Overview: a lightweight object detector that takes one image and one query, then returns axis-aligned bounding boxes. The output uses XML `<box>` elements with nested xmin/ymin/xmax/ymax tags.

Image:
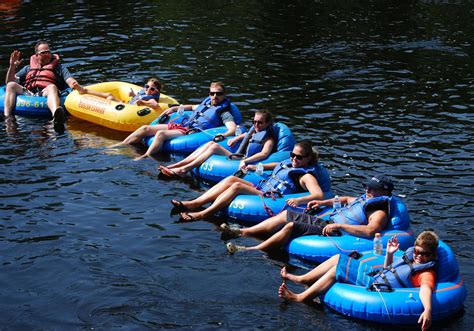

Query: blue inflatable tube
<box><xmin>193</xmin><ymin>122</ymin><xmax>296</xmax><ymax>183</ymax></box>
<box><xmin>143</xmin><ymin>104</ymin><xmax>242</xmax><ymax>153</ymax></box>
<box><xmin>287</xmin><ymin>195</ymin><xmax>415</xmax><ymax>263</ymax></box>
<box><xmin>323</xmin><ymin>241</ymin><xmax>466</xmax><ymax>325</ymax></box>
<box><xmin>225</xmin><ymin>192</ymin><xmax>335</xmax><ymax>223</ymax></box>
<box><xmin>0</xmin><ymin>85</ymin><xmax>70</xmax><ymax>117</ymax></box>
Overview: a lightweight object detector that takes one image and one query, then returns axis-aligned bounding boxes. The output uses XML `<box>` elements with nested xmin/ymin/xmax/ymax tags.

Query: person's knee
<box><xmin>6</xmin><ymin>81</ymin><xmax>21</xmax><ymax>92</ymax></box>
<box><xmin>208</xmin><ymin>142</ymin><xmax>221</xmax><ymax>152</ymax></box>
<box><xmin>105</xmin><ymin>93</ymin><xmax>115</xmax><ymax>100</ymax></box>
<box><xmin>44</xmin><ymin>84</ymin><xmax>58</xmax><ymax>93</ymax></box>
<box><xmin>231</xmin><ymin>182</ymin><xmax>247</xmax><ymax>191</ymax></box>
<box><xmin>155</xmin><ymin>129</ymin><xmax>168</xmax><ymax>139</ymax></box>
<box><xmin>223</xmin><ymin>176</ymin><xmax>237</xmax><ymax>184</ymax></box>
<box><xmin>283</xmin><ymin>222</ymin><xmax>294</xmax><ymax>232</ymax></box>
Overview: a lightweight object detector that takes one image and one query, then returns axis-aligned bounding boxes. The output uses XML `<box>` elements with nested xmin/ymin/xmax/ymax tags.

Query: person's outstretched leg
<box><xmin>121</xmin><ymin>124</ymin><xmax>166</xmax><ymax>145</ymax></box>
<box><xmin>136</xmin><ymin>128</ymin><xmax>183</xmax><ymax>160</ymax></box>
<box><xmin>279</xmin><ymin>264</ymin><xmax>337</xmax><ymax>302</ymax></box>
<box><xmin>166</xmin><ymin>142</ymin><xmax>213</xmax><ymax>169</ymax></box>
<box><xmin>174</xmin><ymin>143</ymin><xmax>231</xmax><ymax>174</ymax></box>
<box><xmin>3</xmin><ymin>82</ymin><xmax>23</xmax><ymax>117</ymax></box>
<box><xmin>281</xmin><ymin>254</ymin><xmax>340</xmax><ymax>285</ymax></box>
<box><xmin>240</xmin><ymin>211</ymin><xmax>289</xmax><ymax>238</ymax></box>
<box><xmin>244</xmin><ymin>222</ymin><xmax>295</xmax><ymax>252</ymax></box>
<box><xmin>182</xmin><ymin>181</ymin><xmax>259</xmax><ymax>220</ymax></box>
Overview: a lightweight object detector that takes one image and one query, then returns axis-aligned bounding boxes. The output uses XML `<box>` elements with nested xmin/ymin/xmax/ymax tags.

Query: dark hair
<box><xmin>295</xmin><ymin>139</ymin><xmax>319</xmax><ymax>164</ymax></box>
<box><xmin>210</xmin><ymin>81</ymin><xmax>225</xmax><ymax>93</ymax></box>
<box><xmin>255</xmin><ymin>109</ymin><xmax>273</xmax><ymax>124</ymax></box>
<box><xmin>35</xmin><ymin>40</ymin><xmax>50</xmax><ymax>53</ymax></box>
<box><xmin>148</xmin><ymin>77</ymin><xmax>162</xmax><ymax>91</ymax></box>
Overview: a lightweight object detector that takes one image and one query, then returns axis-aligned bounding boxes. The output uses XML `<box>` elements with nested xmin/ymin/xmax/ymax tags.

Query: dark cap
<box><xmin>365</xmin><ymin>175</ymin><xmax>394</xmax><ymax>193</ymax></box>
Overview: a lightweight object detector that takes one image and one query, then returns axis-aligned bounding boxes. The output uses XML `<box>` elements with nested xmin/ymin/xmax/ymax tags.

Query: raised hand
<box><xmin>9</xmin><ymin>50</ymin><xmax>22</xmax><ymax>68</ymax></box>
<box><xmin>386</xmin><ymin>235</ymin><xmax>399</xmax><ymax>255</ymax></box>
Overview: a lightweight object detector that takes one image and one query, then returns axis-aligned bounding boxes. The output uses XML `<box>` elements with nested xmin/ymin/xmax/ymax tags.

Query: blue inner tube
<box><xmin>288</xmin><ymin>195</ymin><xmax>414</xmax><ymax>263</ymax></box>
<box><xmin>193</xmin><ymin>122</ymin><xmax>296</xmax><ymax>184</ymax></box>
<box><xmin>322</xmin><ymin>241</ymin><xmax>466</xmax><ymax>324</ymax></box>
<box><xmin>144</xmin><ymin>104</ymin><xmax>242</xmax><ymax>153</ymax></box>
<box><xmin>0</xmin><ymin>85</ymin><xmax>70</xmax><ymax>117</ymax></box>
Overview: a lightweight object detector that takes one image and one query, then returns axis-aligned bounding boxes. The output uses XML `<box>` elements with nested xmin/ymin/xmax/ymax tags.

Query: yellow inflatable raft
<box><xmin>65</xmin><ymin>81</ymin><xmax>179</xmax><ymax>132</ymax></box>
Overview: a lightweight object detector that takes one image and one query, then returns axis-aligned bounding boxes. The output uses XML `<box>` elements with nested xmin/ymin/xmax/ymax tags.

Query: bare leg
<box><xmin>121</xmin><ymin>124</ymin><xmax>167</xmax><ymax>145</ymax></box>
<box><xmin>180</xmin><ymin>176</ymin><xmax>247</xmax><ymax>209</ymax></box>
<box><xmin>138</xmin><ymin>129</ymin><xmax>184</xmax><ymax>159</ymax></box>
<box><xmin>184</xmin><ymin>180</ymin><xmax>260</xmax><ymax>219</ymax></box>
<box><xmin>3</xmin><ymin>82</ymin><xmax>24</xmax><ymax>117</ymax></box>
<box><xmin>166</xmin><ymin>143</ymin><xmax>212</xmax><ymax>169</ymax></box>
<box><xmin>240</xmin><ymin>211</ymin><xmax>289</xmax><ymax>238</ymax></box>
<box><xmin>244</xmin><ymin>222</ymin><xmax>296</xmax><ymax>252</ymax></box>
<box><xmin>281</xmin><ymin>255</ymin><xmax>340</xmax><ymax>285</ymax></box>
<box><xmin>279</xmin><ymin>265</ymin><xmax>337</xmax><ymax>302</ymax></box>
<box><xmin>72</xmin><ymin>83</ymin><xmax>121</xmax><ymax>102</ymax></box>
<box><xmin>42</xmin><ymin>85</ymin><xmax>61</xmax><ymax>115</ymax></box>
<box><xmin>173</xmin><ymin>143</ymin><xmax>231</xmax><ymax>175</ymax></box>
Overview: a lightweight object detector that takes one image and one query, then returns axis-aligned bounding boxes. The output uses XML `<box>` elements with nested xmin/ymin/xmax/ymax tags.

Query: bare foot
<box><xmin>176</xmin><ymin>200</ymin><xmax>201</xmax><ymax>210</ymax></box>
<box><xmin>110</xmin><ymin>142</ymin><xmax>125</xmax><ymax>148</ymax></box>
<box><xmin>134</xmin><ymin>154</ymin><xmax>148</xmax><ymax>161</ymax></box>
<box><xmin>278</xmin><ymin>283</ymin><xmax>301</xmax><ymax>302</ymax></box>
<box><xmin>179</xmin><ymin>211</ymin><xmax>203</xmax><ymax>222</ymax></box>
<box><xmin>280</xmin><ymin>267</ymin><xmax>300</xmax><ymax>283</ymax></box>
<box><xmin>173</xmin><ymin>168</ymin><xmax>187</xmax><ymax>176</ymax></box>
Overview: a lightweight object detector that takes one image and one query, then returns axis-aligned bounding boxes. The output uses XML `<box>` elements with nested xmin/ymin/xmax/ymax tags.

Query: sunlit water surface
<box><xmin>0</xmin><ymin>1</ymin><xmax>472</xmax><ymax>329</ymax></box>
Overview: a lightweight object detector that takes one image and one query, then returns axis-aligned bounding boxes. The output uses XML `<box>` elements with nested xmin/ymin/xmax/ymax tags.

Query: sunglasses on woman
<box><xmin>144</xmin><ymin>84</ymin><xmax>157</xmax><ymax>92</ymax></box>
<box><xmin>290</xmin><ymin>152</ymin><xmax>309</xmax><ymax>161</ymax></box>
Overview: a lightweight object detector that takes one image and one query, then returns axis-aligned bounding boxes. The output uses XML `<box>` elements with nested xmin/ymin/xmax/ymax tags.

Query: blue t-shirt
<box><xmin>16</xmin><ymin>63</ymin><xmax>73</xmax><ymax>91</ymax></box>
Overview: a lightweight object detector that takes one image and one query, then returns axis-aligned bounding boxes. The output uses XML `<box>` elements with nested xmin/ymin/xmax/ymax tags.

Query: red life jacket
<box><xmin>24</xmin><ymin>54</ymin><xmax>60</xmax><ymax>90</ymax></box>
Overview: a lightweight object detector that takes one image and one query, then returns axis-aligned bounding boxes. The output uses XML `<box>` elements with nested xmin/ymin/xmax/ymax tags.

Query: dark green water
<box><xmin>0</xmin><ymin>1</ymin><xmax>472</xmax><ymax>329</ymax></box>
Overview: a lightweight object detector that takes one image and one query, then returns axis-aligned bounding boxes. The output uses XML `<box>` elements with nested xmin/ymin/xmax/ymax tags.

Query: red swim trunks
<box><xmin>167</xmin><ymin>123</ymin><xmax>188</xmax><ymax>134</ymax></box>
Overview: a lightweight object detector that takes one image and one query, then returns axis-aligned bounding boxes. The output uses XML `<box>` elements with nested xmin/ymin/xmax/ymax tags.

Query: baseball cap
<box><xmin>365</xmin><ymin>175</ymin><xmax>394</xmax><ymax>193</ymax></box>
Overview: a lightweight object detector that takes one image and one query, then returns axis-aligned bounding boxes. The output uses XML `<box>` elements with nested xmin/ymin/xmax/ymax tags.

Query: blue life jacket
<box><xmin>258</xmin><ymin>159</ymin><xmax>318</xmax><ymax>195</ymax></box>
<box><xmin>236</xmin><ymin>126</ymin><xmax>274</xmax><ymax>157</ymax></box>
<box><xmin>331</xmin><ymin>195</ymin><xmax>391</xmax><ymax>226</ymax></box>
<box><xmin>128</xmin><ymin>89</ymin><xmax>160</xmax><ymax>104</ymax></box>
<box><xmin>371</xmin><ymin>247</ymin><xmax>436</xmax><ymax>289</ymax></box>
<box><xmin>182</xmin><ymin>97</ymin><xmax>232</xmax><ymax>130</ymax></box>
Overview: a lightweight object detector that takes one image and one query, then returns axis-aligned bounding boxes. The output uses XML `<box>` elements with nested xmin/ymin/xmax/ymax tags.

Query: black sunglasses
<box><xmin>414</xmin><ymin>248</ymin><xmax>433</xmax><ymax>257</ymax></box>
<box><xmin>290</xmin><ymin>152</ymin><xmax>309</xmax><ymax>160</ymax></box>
<box><xmin>37</xmin><ymin>50</ymin><xmax>51</xmax><ymax>55</ymax></box>
<box><xmin>209</xmin><ymin>91</ymin><xmax>223</xmax><ymax>96</ymax></box>
<box><xmin>253</xmin><ymin>120</ymin><xmax>264</xmax><ymax>125</ymax></box>
<box><xmin>144</xmin><ymin>84</ymin><xmax>157</xmax><ymax>92</ymax></box>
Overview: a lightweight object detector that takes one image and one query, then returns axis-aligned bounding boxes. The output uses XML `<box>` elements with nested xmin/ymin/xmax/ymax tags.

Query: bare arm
<box><xmin>383</xmin><ymin>236</ymin><xmax>399</xmax><ymax>267</ymax></box>
<box><xmin>322</xmin><ymin>209</ymin><xmax>388</xmax><ymax>237</ymax></box>
<box><xmin>286</xmin><ymin>174</ymin><xmax>324</xmax><ymax>207</ymax></box>
<box><xmin>307</xmin><ymin>196</ymin><xmax>356</xmax><ymax>209</ymax></box>
<box><xmin>221</xmin><ymin>120</ymin><xmax>236</xmax><ymax>137</ymax></box>
<box><xmin>65</xmin><ymin>77</ymin><xmax>80</xmax><ymax>89</ymax></box>
<box><xmin>136</xmin><ymin>98</ymin><xmax>160</xmax><ymax>109</ymax></box>
<box><xmin>241</xmin><ymin>137</ymin><xmax>276</xmax><ymax>164</ymax></box>
<box><xmin>418</xmin><ymin>284</ymin><xmax>433</xmax><ymax>330</ymax></box>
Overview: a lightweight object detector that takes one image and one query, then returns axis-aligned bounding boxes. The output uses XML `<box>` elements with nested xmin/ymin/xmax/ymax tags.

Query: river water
<box><xmin>0</xmin><ymin>1</ymin><xmax>472</xmax><ymax>330</ymax></box>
